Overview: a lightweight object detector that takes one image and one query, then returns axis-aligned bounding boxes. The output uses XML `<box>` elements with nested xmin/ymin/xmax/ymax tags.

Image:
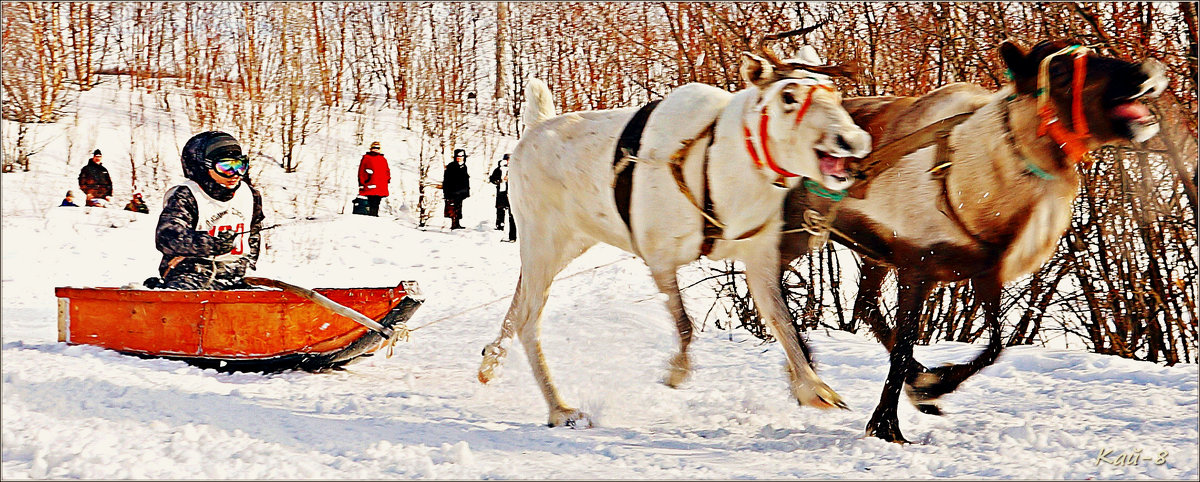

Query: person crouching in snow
<box><xmin>124</xmin><ymin>192</ymin><xmax>149</xmax><ymax>213</ymax></box>
<box><xmin>149</xmin><ymin>131</ymin><xmax>265</xmax><ymax>290</ymax></box>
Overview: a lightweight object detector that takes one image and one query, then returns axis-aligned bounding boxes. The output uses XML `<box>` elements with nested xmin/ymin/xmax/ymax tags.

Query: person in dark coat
<box><xmin>489</xmin><ymin>153</ymin><xmax>516</xmax><ymax>242</ymax></box>
<box><xmin>147</xmin><ymin>131</ymin><xmax>265</xmax><ymax>290</ymax></box>
<box><xmin>357</xmin><ymin>141</ymin><xmax>391</xmax><ymax>216</ymax></box>
<box><xmin>441</xmin><ymin>148</ymin><xmax>470</xmax><ymax>230</ymax></box>
<box><xmin>78</xmin><ymin>149</ymin><xmax>113</xmax><ymax>207</ymax></box>
<box><xmin>124</xmin><ymin>193</ymin><xmax>150</xmax><ymax>214</ymax></box>
<box><xmin>60</xmin><ymin>191</ymin><xmax>79</xmax><ymax>207</ymax></box>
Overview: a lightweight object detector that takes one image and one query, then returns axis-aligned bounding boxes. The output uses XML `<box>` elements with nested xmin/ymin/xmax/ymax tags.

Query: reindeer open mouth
<box><xmin>1106</xmin><ymin>88</ymin><xmax>1161</xmax><ymax>143</ymax></box>
<box><xmin>817</xmin><ymin>150</ymin><xmax>852</xmax><ymax>183</ymax></box>
<box><xmin>1104</xmin><ymin>60</ymin><xmax>1166</xmax><ymax>142</ymax></box>
<box><xmin>1109</xmin><ymin>95</ymin><xmax>1155</xmax><ymax>128</ymax></box>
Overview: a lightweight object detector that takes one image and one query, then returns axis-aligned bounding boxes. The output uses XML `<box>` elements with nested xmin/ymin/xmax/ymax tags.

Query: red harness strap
<box><xmin>743</xmin><ymin>84</ymin><xmax>834</xmax><ymax>182</ymax></box>
<box><xmin>1036</xmin><ymin>48</ymin><xmax>1093</xmax><ymax>167</ymax></box>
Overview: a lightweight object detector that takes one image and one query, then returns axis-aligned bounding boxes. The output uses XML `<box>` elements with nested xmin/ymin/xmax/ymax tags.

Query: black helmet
<box><xmin>181</xmin><ymin>131</ymin><xmax>245</xmax><ymax>200</ymax></box>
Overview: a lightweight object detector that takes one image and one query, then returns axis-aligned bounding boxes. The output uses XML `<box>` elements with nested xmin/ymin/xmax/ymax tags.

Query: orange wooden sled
<box><xmin>55</xmin><ymin>279</ymin><xmax>423</xmax><ymax>372</ymax></box>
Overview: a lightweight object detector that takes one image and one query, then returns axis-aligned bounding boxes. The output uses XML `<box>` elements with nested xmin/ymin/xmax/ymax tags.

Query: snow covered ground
<box><xmin>2</xmin><ymin>79</ymin><xmax>1197</xmax><ymax>479</ymax></box>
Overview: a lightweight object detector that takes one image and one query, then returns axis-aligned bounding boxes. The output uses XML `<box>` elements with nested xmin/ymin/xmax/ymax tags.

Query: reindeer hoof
<box><xmin>915</xmin><ymin>403</ymin><xmax>943</xmax><ymax>415</ymax></box>
<box><xmin>904</xmin><ymin>365</ymin><xmax>954</xmax><ymax>413</ymax></box>
<box><xmin>865</xmin><ymin>413</ymin><xmax>909</xmax><ymax>444</ymax></box>
<box><xmin>910</xmin><ymin>370</ymin><xmax>942</xmax><ymax>390</ymax></box>
<box><xmin>548</xmin><ymin>407</ymin><xmax>593</xmax><ymax>428</ymax></box>
<box><xmin>794</xmin><ymin>381</ymin><xmax>849</xmax><ymax>410</ymax></box>
<box><xmin>787</xmin><ymin>363</ymin><xmax>848</xmax><ymax>410</ymax></box>
<box><xmin>662</xmin><ymin>353</ymin><xmax>690</xmax><ymax>388</ymax></box>
<box><xmin>477</xmin><ymin>344</ymin><xmax>507</xmax><ymax>384</ymax></box>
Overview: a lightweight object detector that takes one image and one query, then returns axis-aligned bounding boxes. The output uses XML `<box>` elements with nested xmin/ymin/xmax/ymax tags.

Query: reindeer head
<box><xmin>1001</xmin><ymin>39</ymin><xmax>1167</xmax><ymax>148</ymax></box>
<box><xmin>738</xmin><ymin>30</ymin><xmax>870</xmax><ymax>191</ymax></box>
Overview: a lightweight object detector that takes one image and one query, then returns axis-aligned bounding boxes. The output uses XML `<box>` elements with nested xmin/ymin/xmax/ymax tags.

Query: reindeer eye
<box><xmin>781</xmin><ymin>90</ymin><xmax>799</xmax><ymax>105</ymax></box>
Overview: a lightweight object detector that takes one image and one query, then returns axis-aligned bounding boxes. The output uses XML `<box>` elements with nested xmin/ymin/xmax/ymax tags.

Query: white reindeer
<box><xmin>477</xmin><ymin>41</ymin><xmax>872</xmax><ymax>428</ymax></box>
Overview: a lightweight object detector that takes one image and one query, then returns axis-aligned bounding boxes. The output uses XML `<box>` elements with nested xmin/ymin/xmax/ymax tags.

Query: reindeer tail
<box><xmin>522</xmin><ymin>78</ymin><xmax>556</xmax><ymax>129</ymax></box>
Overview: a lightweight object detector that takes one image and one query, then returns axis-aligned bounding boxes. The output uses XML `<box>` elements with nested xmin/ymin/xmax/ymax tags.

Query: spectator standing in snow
<box><xmin>124</xmin><ymin>193</ymin><xmax>149</xmax><ymax>214</ymax></box>
<box><xmin>60</xmin><ymin>190</ymin><xmax>79</xmax><ymax>207</ymax></box>
<box><xmin>441</xmin><ymin>148</ymin><xmax>470</xmax><ymax>230</ymax></box>
<box><xmin>149</xmin><ymin>131</ymin><xmax>265</xmax><ymax>290</ymax></box>
<box><xmin>357</xmin><ymin>141</ymin><xmax>391</xmax><ymax>217</ymax></box>
<box><xmin>78</xmin><ymin>149</ymin><xmax>113</xmax><ymax>207</ymax></box>
<box><xmin>489</xmin><ymin>153</ymin><xmax>516</xmax><ymax>242</ymax></box>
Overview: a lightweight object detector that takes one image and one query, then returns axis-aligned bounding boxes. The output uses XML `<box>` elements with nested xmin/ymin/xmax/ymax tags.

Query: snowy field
<box><xmin>2</xmin><ymin>80</ymin><xmax>1197</xmax><ymax>479</ymax></box>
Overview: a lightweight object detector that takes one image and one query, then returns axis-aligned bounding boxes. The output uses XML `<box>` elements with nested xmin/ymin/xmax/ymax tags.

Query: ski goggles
<box><xmin>211</xmin><ymin>155</ymin><xmax>249</xmax><ymax>178</ymax></box>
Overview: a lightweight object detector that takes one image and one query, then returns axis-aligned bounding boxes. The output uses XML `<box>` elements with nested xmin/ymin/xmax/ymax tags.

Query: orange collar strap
<box><xmin>1035</xmin><ymin>45</ymin><xmax>1094</xmax><ymax>167</ymax></box>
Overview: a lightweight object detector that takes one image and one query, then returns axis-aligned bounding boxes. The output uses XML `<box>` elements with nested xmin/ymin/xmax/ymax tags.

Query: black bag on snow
<box><xmin>352</xmin><ymin>196</ymin><xmax>370</xmax><ymax>215</ymax></box>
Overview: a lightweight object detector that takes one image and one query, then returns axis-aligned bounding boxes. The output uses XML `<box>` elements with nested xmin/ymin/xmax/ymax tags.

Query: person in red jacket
<box><xmin>357</xmin><ymin>141</ymin><xmax>391</xmax><ymax>216</ymax></box>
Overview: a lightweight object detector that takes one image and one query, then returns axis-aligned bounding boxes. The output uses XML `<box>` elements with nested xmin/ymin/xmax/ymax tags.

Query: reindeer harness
<box><xmin>1035</xmin><ymin>45</ymin><xmax>1095</xmax><ymax>167</ymax></box>
<box><xmin>794</xmin><ymin>45</ymin><xmax>1096</xmax><ymax>259</ymax></box>
<box><xmin>614</xmin><ymin>79</ymin><xmax>836</xmax><ymax>257</ymax></box>
<box><xmin>744</xmin><ymin>81</ymin><xmax>837</xmax><ymax>187</ymax></box>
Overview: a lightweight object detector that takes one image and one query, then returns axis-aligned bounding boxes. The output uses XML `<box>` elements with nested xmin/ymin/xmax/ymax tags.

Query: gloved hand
<box><xmin>212</xmin><ymin>230</ymin><xmax>237</xmax><ymax>255</ymax></box>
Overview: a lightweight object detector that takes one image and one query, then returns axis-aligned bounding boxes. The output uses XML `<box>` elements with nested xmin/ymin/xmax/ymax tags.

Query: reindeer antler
<box><xmin>755</xmin><ymin>21</ymin><xmax>829</xmax><ymax>68</ymax></box>
<box><xmin>761</xmin><ymin>20</ymin><xmax>828</xmax><ymax>44</ymax></box>
<box><xmin>755</xmin><ymin>20</ymin><xmax>862</xmax><ymax>80</ymax></box>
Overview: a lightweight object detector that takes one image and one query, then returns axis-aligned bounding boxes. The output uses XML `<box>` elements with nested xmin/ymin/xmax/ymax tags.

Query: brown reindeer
<box><xmin>778</xmin><ymin>40</ymin><xmax>1167</xmax><ymax>443</ymax></box>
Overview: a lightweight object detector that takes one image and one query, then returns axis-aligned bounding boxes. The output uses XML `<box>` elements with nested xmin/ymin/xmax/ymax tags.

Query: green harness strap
<box><xmin>803</xmin><ymin>179</ymin><xmax>847</xmax><ymax>201</ymax></box>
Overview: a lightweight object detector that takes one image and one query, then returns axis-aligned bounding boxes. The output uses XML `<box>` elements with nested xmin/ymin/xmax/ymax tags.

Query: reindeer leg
<box><xmin>777</xmin><ymin>231</ymin><xmax>818</xmax><ymax>371</ymax></box>
<box><xmin>745</xmin><ymin>245</ymin><xmax>846</xmax><ymax>410</ymax></box>
<box><xmin>866</xmin><ymin>273</ymin><xmax>930</xmax><ymax>443</ymax></box>
<box><xmin>479</xmin><ymin>236</ymin><xmax>594</xmax><ymax>428</ymax></box>
<box><xmin>853</xmin><ymin>258</ymin><xmax>894</xmax><ymax>348</ymax></box>
<box><xmin>849</xmin><ymin>259</ymin><xmax>944</xmax><ymax>414</ymax></box>
<box><xmin>906</xmin><ymin>271</ymin><xmax>1005</xmax><ymax>410</ymax></box>
<box><xmin>478</xmin><ymin>275</ymin><xmax>521</xmax><ymax>384</ymax></box>
<box><xmin>649</xmin><ymin>266</ymin><xmax>695</xmax><ymax>388</ymax></box>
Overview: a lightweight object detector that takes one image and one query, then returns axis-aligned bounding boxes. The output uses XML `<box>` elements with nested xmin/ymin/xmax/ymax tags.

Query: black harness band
<box><xmin>612</xmin><ymin>100</ymin><xmax>662</xmax><ymax>238</ymax></box>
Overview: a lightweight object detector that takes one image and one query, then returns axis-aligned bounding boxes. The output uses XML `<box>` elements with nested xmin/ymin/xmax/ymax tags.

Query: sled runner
<box><xmin>54</xmin><ymin>279</ymin><xmax>423</xmax><ymax>372</ymax></box>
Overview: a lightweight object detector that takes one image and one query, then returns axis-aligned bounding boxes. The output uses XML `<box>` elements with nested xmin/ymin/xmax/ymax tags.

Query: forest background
<box><xmin>2</xmin><ymin>2</ymin><xmax>1196</xmax><ymax>364</ymax></box>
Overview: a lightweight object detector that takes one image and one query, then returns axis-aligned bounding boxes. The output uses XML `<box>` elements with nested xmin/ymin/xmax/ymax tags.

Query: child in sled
<box><xmin>148</xmin><ymin>131</ymin><xmax>265</xmax><ymax>290</ymax></box>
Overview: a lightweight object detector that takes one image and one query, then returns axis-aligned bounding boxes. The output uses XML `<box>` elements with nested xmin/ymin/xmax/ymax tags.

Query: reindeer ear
<box><xmin>740</xmin><ymin>53</ymin><xmax>776</xmax><ymax>88</ymax></box>
<box><xmin>999</xmin><ymin>40</ymin><xmax>1036</xmax><ymax>93</ymax></box>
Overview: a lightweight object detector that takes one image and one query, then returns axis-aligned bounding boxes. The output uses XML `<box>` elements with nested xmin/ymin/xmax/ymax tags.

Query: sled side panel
<box><xmin>62</xmin><ymin>294</ymin><xmax>205</xmax><ymax>356</ymax></box>
<box><xmin>201</xmin><ymin>299</ymin><xmax>289</xmax><ymax>357</ymax></box>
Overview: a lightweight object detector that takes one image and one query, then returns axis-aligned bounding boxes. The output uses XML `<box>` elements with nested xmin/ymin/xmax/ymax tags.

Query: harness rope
<box><xmin>402</xmin><ymin>255</ymin><xmax>638</xmax><ymax>333</ymax></box>
<box><xmin>667</xmin><ymin>123</ymin><xmax>772</xmax><ymax>256</ymax></box>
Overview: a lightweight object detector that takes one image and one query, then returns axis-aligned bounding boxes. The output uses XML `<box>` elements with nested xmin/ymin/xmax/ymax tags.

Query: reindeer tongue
<box><xmin>819</xmin><ymin>153</ymin><xmax>848</xmax><ymax>178</ymax></box>
<box><xmin>1111</xmin><ymin>101</ymin><xmax>1153</xmax><ymax>122</ymax></box>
